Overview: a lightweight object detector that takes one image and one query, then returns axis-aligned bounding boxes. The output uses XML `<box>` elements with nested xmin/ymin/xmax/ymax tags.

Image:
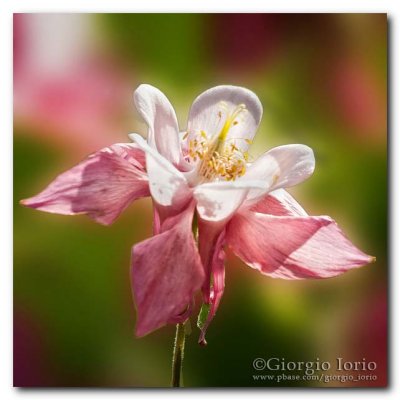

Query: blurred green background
<box><xmin>13</xmin><ymin>14</ymin><xmax>387</xmax><ymax>387</ymax></box>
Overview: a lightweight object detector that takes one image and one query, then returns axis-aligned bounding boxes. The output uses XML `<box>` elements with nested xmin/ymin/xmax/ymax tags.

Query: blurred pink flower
<box><xmin>326</xmin><ymin>56</ymin><xmax>386</xmax><ymax>138</ymax></box>
<box><xmin>211</xmin><ymin>14</ymin><xmax>281</xmax><ymax>74</ymax></box>
<box><xmin>21</xmin><ymin>84</ymin><xmax>374</xmax><ymax>344</ymax></box>
<box><xmin>345</xmin><ymin>284</ymin><xmax>387</xmax><ymax>386</ymax></box>
<box><xmin>14</xmin><ymin>309</ymin><xmax>55</xmax><ymax>386</ymax></box>
<box><xmin>14</xmin><ymin>14</ymin><xmax>131</xmax><ymax>153</ymax></box>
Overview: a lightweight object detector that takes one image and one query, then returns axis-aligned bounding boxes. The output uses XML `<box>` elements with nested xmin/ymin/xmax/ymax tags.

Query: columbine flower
<box><xmin>21</xmin><ymin>84</ymin><xmax>374</xmax><ymax>344</ymax></box>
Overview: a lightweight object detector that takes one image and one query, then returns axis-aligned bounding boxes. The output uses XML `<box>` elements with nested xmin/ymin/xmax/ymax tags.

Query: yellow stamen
<box><xmin>272</xmin><ymin>174</ymin><xmax>280</xmax><ymax>185</ymax></box>
<box><xmin>186</xmin><ymin>103</ymin><xmax>250</xmax><ymax>182</ymax></box>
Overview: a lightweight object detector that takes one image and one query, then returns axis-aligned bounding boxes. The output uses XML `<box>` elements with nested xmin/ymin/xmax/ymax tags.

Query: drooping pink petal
<box><xmin>134</xmin><ymin>84</ymin><xmax>186</xmax><ymax>168</ymax></box>
<box><xmin>21</xmin><ymin>143</ymin><xmax>149</xmax><ymax>225</ymax></box>
<box><xmin>197</xmin><ymin>220</ymin><xmax>226</xmax><ymax>345</ymax></box>
<box><xmin>197</xmin><ymin>220</ymin><xmax>224</xmax><ymax>302</ymax></box>
<box><xmin>194</xmin><ymin>180</ymin><xmax>266</xmax><ymax>222</ymax></box>
<box><xmin>249</xmin><ymin>189</ymin><xmax>307</xmax><ymax>216</ymax></box>
<box><xmin>152</xmin><ymin>200</ymin><xmax>162</xmax><ymax>235</ymax></box>
<box><xmin>131</xmin><ymin>203</ymin><xmax>205</xmax><ymax>337</ymax></box>
<box><xmin>242</xmin><ymin>144</ymin><xmax>315</xmax><ymax>205</ymax></box>
<box><xmin>130</xmin><ymin>133</ymin><xmax>192</xmax><ymax>212</ymax></box>
<box><xmin>187</xmin><ymin>85</ymin><xmax>263</xmax><ymax>153</ymax></box>
<box><xmin>195</xmin><ymin>190</ymin><xmax>307</xmax><ymax>343</ymax></box>
<box><xmin>226</xmin><ymin>210</ymin><xmax>374</xmax><ymax>279</ymax></box>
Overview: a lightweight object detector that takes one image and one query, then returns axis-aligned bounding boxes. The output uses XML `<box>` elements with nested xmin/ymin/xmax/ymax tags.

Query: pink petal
<box><xmin>187</xmin><ymin>85</ymin><xmax>263</xmax><ymax>153</ymax></box>
<box><xmin>249</xmin><ymin>189</ymin><xmax>307</xmax><ymax>216</ymax></box>
<box><xmin>131</xmin><ymin>203</ymin><xmax>205</xmax><ymax>337</ymax></box>
<box><xmin>197</xmin><ymin>220</ymin><xmax>226</xmax><ymax>345</ymax></box>
<box><xmin>134</xmin><ymin>84</ymin><xmax>184</xmax><ymax>167</ymax></box>
<box><xmin>21</xmin><ymin>143</ymin><xmax>149</xmax><ymax>225</ymax></box>
<box><xmin>226</xmin><ymin>211</ymin><xmax>374</xmax><ymax>279</ymax></box>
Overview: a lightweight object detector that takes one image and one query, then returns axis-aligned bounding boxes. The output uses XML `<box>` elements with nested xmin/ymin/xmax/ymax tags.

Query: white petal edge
<box><xmin>242</xmin><ymin>144</ymin><xmax>315</xmax><ymax>205</ymax></box>
<box><xmin>133</xmin><ymin>84</ymin><xmax>182</xmax><ymax>166</ymax></box>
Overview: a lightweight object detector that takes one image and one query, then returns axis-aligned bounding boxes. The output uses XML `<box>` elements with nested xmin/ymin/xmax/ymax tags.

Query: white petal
<box><xmin>133</xmin><ymin>84</ymin><xmax>182</xmax><ymax>166</ymax></box>
<box><xmin>194</xmin><ymin>180</ymin><xmax>266</xmax><ymax>222</ymax></box>
<box><xmin>129</xmin><ymin>134</ymin><xmax>191</xmax><ymax>209</ymax></box>
<box><xmin>245</xmin><ymin>144</ymin><xmax>315</xmax><ymax>189</ymax></box>
<box><xmin>187</xmin><ymin>85</ymin><xmax>263</xmax><ymax>152</ymax></box>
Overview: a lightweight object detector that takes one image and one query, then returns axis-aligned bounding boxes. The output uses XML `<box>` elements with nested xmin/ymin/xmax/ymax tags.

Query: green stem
<box><xmin>171</xmin><ymin>322</ymin><xmax>186</xmax><ymax>387</ymax></box>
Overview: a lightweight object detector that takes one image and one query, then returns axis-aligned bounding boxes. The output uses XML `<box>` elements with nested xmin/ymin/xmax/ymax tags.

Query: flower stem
<box><xmin>171</xmin><ymin>322</ymin><xmax>186</xmax><ymax>387</ymax></box>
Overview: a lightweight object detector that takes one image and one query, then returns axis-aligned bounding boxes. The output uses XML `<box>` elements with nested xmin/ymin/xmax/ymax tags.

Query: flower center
<box><xmin>187</xmin><ymin>103</ymin><xmax>250</xmax><ymax>182</ymax></box>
